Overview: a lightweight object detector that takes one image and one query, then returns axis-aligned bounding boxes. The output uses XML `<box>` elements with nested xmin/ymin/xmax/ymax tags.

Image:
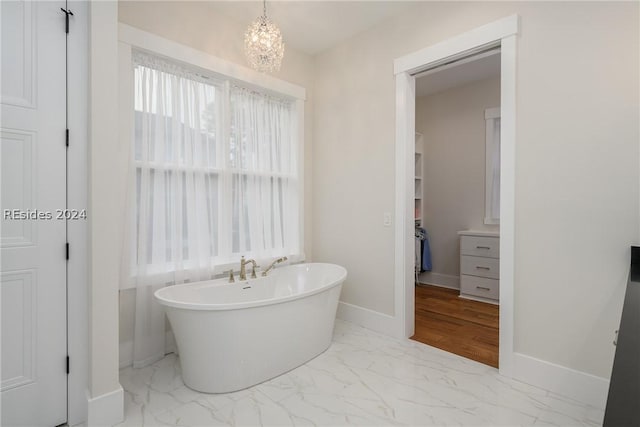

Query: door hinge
<box><xmin>66</xmin><ymin>242</ymin><xmax>69</xmax><ymax>260</ymax></box>
<box><xmin>60</xmin><ymin>8</ymin><xmax>73</xmax><ymax>34</ymax></box>
<box><xmin>66</xmin><ymin>356</ymin><xmax>70</xmax><ymax>374</ymax></box>
<box><xmin>65</xmin><ymin>128</ymin><xmax>69</xmax><ymax>147</ymax></box>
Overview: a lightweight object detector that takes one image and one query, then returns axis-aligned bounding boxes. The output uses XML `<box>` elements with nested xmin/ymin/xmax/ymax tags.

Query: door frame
<box><xmin>393</xmin><ymin>14</ymin><xmax>518</xmax><ymax>377</ymax></box>
<box><xmin>67</xmin><ymin>1</ymin><xmax>90</xmax><ymax>424</ymax></box>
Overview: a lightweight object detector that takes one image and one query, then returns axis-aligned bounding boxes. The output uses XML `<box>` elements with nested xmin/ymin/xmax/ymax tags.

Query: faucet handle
<box><xmin>228</xmin><ymin>269</ymin><xmax>235</xmax><ymax>283</ymax></box>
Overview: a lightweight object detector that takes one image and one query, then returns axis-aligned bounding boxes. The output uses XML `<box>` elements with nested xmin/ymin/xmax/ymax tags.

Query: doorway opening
<box><xmin>393</xmin><ymin>15</ymin><xmax>518</xmax><ymax>377</ymax></box>
<box><xmin>412</xmin><ymin>49</ymin><xmax>501</xmax><ymax>368</ymax></box>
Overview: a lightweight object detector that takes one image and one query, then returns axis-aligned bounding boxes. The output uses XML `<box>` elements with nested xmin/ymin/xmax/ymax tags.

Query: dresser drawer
<box><xmin>460</xmin><ymin>235</ymin><xmax>499</xmax><ymax>258</ymax></box>
<box><xmin>460</xmin><ymin>255</ymin><xmax>499</xmax><ymax>279</ymax></box>
<box><xmin>460</xmin><ymin>275</ymin><xmax>499</xmax><ymax>300</ymax></box>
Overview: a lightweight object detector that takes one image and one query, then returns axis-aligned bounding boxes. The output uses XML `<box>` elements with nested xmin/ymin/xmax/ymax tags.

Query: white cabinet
<box><xmin>458</xmin><ymin>230</ymin><xmax>499</xmax><ymax>304</ymax></box>
<box><xmin>460</xmin><ymin>256</ymin><xmax>499</xmax><ymax>280</ymax></box>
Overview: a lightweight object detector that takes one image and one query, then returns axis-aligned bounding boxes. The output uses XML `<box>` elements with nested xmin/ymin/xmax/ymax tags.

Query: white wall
<box><xmin>416</xmin><ymin>77</ymin><xmax>500</xmax><ymax>282</ymax></box>
<box><xmin>312</xmin><ymin>1</ymin><xmax>639</xmax><ymax>380</ymax></box>
<box><xmin>116</xmin><ymin>1</ymin><xmax>316</xmax><ymax>367</ymax></box>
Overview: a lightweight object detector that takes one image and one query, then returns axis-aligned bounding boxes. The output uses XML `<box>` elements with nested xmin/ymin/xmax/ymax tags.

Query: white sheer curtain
<box><xmin>126</xmin><ymin>52</ymin><xmax>223</xmax><ymax>367</ymax></box>
<box><xmin>123</xmin><ymin>52</ymin><xmax>299</xmax><ymax>368</ymax></box>
<box><xmin>228</xmin><ymin>86</ymin><xmax>298</xmax><ymax>257</ymax></box>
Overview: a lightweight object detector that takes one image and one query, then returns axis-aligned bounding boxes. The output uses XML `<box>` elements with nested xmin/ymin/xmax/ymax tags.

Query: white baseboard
<box><xmin>336</xmin><ymin>301</ymin><xmax>397</xmax><ymax>337</ymax></box>
<box><xmin>87</xmin><ymin>386</ymin><xmax>124</xmax><ymax>427</ymax></box>
<box><xmin>513</xmin><ymin>352</ymin><xmax>609</xmax><ymax>409</ymax></box>
<box><xmin>418</xmin><ymin>272</ymin><xmax>460</xmax><ymax>289</ymax></box>
<box><xmin>337</xmin><ymin>303</ymin><xmax>608</xmax><ymax>410</ymax></box>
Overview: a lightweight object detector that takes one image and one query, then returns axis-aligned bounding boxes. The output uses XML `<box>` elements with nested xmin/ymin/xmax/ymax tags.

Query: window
<box><xmin>485</xmin><ymin>107</ymin><xmax>501</xmax><ymax>225</ymax></box>
<box><xmin>131</xmin><ymin>52</ymin><xmax>300</xmax><ymax>278</ymax></box>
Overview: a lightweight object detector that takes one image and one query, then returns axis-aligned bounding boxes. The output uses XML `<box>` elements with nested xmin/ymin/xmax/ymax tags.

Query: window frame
<box><xmin>119</xmin><ymin>25</ymin><xmax>306</xmax><ymax>286</ymax></box>
<box><xmin>484</xmin><ymin>107</ymin><xmax>501</xmax><ymax>225</ymax></box>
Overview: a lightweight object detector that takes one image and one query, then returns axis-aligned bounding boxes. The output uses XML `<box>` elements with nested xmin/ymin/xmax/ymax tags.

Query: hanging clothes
<box><xmin>421</xmin><ymin>232</ymin><xmax>432</xmax><ymax>272</ymax></box>
<box><xmin>415</xmin><ymin>227</ymin><xmax>432</xmax><ymax>272</ymax></box>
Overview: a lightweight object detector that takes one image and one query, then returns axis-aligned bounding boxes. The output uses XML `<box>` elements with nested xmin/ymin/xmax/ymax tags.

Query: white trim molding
<box><xmin>393</xmin><ymin>15</ymin><xmax>519</xmax><ymax>379</ymax></box>
<box><xmin>336</xmin><ymin>302</ymin><xmax>398</xmax><ymax>337</ymax></box>
<box><xmin>394</xmin><ymin>14</ymin><xmax>519</xmax><ymax>75</ymax></box>
<box><xmin>118</xmin><ymin>24</ymin><xmax>305</xmax><ymax>101</ymax></box>
<box><xmin>89</xmin><ymin>2</ymin><xmax>123</xmax><ymax>426</ymax></box>
<box><xmin>87</xmin><ymin>387</ymin><xmax>124</xmax><ymax>427</ymax></box>
<box><xmin>394</xmin><ymin>71</ymin><xmax>416</xmax><ymax>339</ymax></box>
<box><xmin>67</xmin><ymin>1</ymin><xmax>90</xmax><ymax>424</ymax></box>
<box><xmin>498</xmin><ymin>33</ymin><xmax>517</xmax><ymax>376</ymax></box>
<box><xmin>513</xmin><ymin>353</ymin><xmax>610</xmax><ymax>409</ymax></box>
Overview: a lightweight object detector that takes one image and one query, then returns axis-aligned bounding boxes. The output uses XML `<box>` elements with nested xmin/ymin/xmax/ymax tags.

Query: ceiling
<box><xmin>207</xmin><ymin>1</ymin><xmax>416</xmax><ymax>55</ymax></box>
<box><xmin>416</xmin><ymin>52</ymin><xmax>501</xmax><ymax>97</ymax></box>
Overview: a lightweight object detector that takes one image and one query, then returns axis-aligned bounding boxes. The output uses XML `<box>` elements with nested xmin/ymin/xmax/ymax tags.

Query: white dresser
<box><xmin>458</xmin><ymin>230</ymin><xmax>499</xmax><ymax>304</ymax></box>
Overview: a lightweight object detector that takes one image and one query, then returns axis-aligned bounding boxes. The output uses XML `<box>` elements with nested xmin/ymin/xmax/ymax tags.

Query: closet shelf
<box><xmin>414</xmin><ymin>133</ymin><xmax>424</xmax><ymax>249</ymax></box>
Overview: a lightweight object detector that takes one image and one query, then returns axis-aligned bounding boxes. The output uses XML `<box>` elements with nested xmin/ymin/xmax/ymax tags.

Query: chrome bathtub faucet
<box><xmin>262</xmin><ymin>256</ymin><xmax>288</xmax><ymax>276</ymax></box>
<box><xmin>240</xmin><ymin>256</ymin><xmax>258</xmax><ymax>280</ymax></box>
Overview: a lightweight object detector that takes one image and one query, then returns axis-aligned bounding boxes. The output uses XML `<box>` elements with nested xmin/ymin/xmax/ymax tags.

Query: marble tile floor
<box><xmin>117</xmin><ymin>320</ymin><xmax>604</xmax><ymax>427</ymax></box>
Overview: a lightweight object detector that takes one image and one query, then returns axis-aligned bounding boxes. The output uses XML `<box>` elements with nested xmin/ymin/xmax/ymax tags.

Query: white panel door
<box><xmin>1</xmin><ymin>1</ymin><xmax>67</xmax><ymax>426</ymax></box>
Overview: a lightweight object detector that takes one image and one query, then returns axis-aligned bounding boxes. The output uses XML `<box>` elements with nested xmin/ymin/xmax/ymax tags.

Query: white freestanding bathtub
<box><xmin>154</xmin><ymin>263</ymin><xmax>346</xmax><ymax>393</ymax></box>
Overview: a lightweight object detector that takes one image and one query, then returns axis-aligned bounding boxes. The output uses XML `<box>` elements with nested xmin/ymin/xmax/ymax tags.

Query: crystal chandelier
<box><xmin>244</xmin><ymin>0</ymin><xmax>285</xmax><ymax>73</ymax></box>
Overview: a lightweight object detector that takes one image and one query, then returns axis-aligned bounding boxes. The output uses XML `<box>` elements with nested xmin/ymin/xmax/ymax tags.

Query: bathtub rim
<box><xmin>154</xmin><ymin>262</ymin><xmax>347</xmax><ymax>311</ymax></box>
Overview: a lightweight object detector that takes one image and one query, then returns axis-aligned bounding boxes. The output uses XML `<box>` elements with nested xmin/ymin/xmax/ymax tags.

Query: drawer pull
<box><xmin>476</xmin><ymin>246</ymin><xmax>491</xmax><ymax>249</ymax></box>
<box><xmin>475</xmin><ymin>266</ymin><xmax>490</xmax><ymax>270</ymax></box>
<box><xmin>476</xmin><ymin>286</ymin><xmax>491</xmax><ymax>291</ymax></box>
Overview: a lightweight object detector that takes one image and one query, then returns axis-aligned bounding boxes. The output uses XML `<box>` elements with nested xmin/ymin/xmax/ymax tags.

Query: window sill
<box><xmin>484</xmin><ymin>217</ymin><xmax>500</xmax><ymax>226</ymax></box>
<box><xmin>120</xmin><ymin>253</ymin><xmax>306</xmax><ymax>290</ymax></box>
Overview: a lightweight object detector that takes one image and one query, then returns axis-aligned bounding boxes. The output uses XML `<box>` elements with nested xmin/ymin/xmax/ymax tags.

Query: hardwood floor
<box><xmin>411</xmin><ymin>284</ymin><xmax>499</xmax><ymax>368</ymax></box>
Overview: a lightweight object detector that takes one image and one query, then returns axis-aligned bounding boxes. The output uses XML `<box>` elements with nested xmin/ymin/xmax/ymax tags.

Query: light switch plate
<box><xmin>383</xmin><ymin>212</ymin><xmax>392</xmax><ymax>227</ymax></box>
